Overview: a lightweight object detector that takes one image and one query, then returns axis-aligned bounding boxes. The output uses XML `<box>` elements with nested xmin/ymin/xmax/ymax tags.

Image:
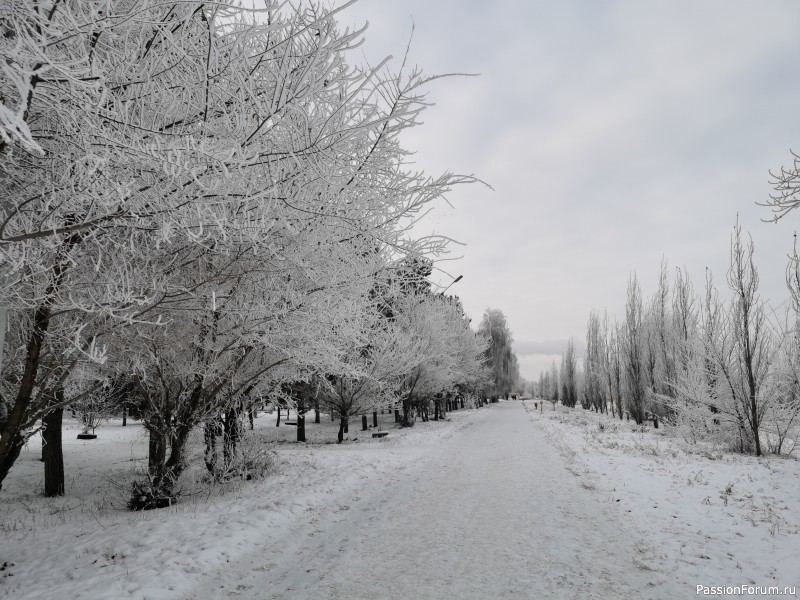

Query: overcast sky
<box><xmin>339</xmin><ymin>0</ymin><xmax>800</xmax><ymax>382</ymax></box>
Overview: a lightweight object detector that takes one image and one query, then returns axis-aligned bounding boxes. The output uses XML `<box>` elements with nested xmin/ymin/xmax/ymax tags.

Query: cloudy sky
<box><xmin>339</xmin><ymin>0</ymin><xmax>800</xmax><ymax>381</ymax></box>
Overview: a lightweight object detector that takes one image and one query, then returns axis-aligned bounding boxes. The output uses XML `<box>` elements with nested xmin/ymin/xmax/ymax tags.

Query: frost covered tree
<box><xmin>0</xmin><ymin>0</ymin><xmax>475</xmax><ymax>496</ymax></box>
<box><xmin>393</xmin><ymin>292</ymin><xmax>487</xmax><ymax>426</ymax></box>
<box><xmin>724</xmin><ymin>223</ymin><xmax>774</xmax><ymax>455</ymax></box>
<box><xmin>622</xmin><ymin>274</ymin><xmax>648</xmax><ymax>424</ymax></box>
<box><xmin>320</xmin><ymin>310</ymin><xmax>418</xmax><ymax>441</ymax></box>
<box><xmin>606</xmin><ymin>321</ymin><xmax>624</xmax><ymax>419</ymax></box>
<box><xmin>478</xmin><ymin>308</ymin><xmax>517</xmax><ymax>398</ymax></box>
<box><xmin>548</xmin><ymin>360</ymin><xmax>560</xmax><ymax>408</ymax></box>
<box><xmin>671</xmin><ymin>267</ymin><xmax>698</xmax><ymax>389</ymax></box>
<box><xmin>560</xmin><ymin>340</ymin><xmax>578</xmax><ymax>408</ymax></box>
<box><xmin>659</xmin><ymin>228</ymin><xmax>775</xmax><ymax>455</ymax></box>
<box><xmin>584</xmin><ymin>311</ymin><xmax>606</xmax><ymax>412</ymax></box>
<box><xmin>674</xmin><ymin>269</ymin><xmax>752</xmax><ymax>450</ymax></box>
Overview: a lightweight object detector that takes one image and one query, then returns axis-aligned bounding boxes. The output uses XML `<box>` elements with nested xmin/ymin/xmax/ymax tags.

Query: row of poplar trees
<box><xmin>542</xmin><ymin>216</ymin><xmax>800</xmax><ymax>457</ymax></box>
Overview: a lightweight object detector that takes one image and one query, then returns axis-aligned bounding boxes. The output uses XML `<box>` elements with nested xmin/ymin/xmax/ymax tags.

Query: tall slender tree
<box><xmin>478</xmin><ymin>308</ymin><xmax>517</xmax><ymax>398</ymax></box>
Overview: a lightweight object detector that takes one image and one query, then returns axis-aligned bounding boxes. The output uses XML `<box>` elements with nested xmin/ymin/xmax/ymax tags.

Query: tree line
<box><xmin>539</xmin><ymin>215</ymin><xmax>800</xmax><ymax>457</ymax></box>
<box><xmin>0</xmin><ymin>0</ymin><xmax>493</xmax><ymax>506</ymax></box>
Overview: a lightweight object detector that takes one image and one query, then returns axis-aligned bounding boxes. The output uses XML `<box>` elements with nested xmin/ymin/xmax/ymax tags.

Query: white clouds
<box><xmin>341</xmin><ymin>0</ymin><xmax>800</xmax><ymax>381</ymax></box>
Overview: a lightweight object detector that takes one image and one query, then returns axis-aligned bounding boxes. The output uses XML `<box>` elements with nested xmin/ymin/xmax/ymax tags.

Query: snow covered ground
<box><xmin>1</xmin><ymin>402</ymin><xmax>798</xmax><ymax>599</ymax></box>
<box><xmin>530</xmin><ymin>401</ymin><xmax>800</xmax><ymax>599</ymax></box>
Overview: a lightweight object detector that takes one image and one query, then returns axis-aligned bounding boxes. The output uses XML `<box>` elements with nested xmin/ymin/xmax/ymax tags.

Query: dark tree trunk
<box><xmin>296</xmin><ymin>396</ymin><xmax>306</xmax><ymax>443</ymax></box>
<box><xmin>314</xmin><ymin>408</ymin><xmax>320</xmax><ymax>424</ymax></box>
<box><xmin>42</xmin><ymin>400</ymin><xmax>64</xmax><ymax>497</ymax></box>
<box><xmin>122</xmin><ymin>405</ymin><xmax>127</xmax><ymax>427</ymax></box>
<box><xmin>204</xmin><ymin>419</ymin><xmax>218</xmax><ymax>474</ymax></box>
<box><xmin>400</xmin><ymin>396</ymin><xmax>413</xmax><ymax>427</ymax></box>
<box><xmin>372</xmin><ymin>411</ymin><xmax>378</xmax><ymax>428</ymax></box>
<box><xmin>223</xmin><ymin>407</ymin><xmax>240</xmax><ymax>470</ymax></box>
<box><xmin>148</xmin><ymin>429</ymin><xmax>168</xmax><ymax>477</ymax></box>
<box><xmin>344</xmin><ymin>418</ymin><xmax>349</xmax><ymax>433</ymax></box>
<box><xmin>362</xmin><ymin>414</ymin><xmax>368</xmax><ymax>431</ymax></box>
<box><xmin>248</xmin><ymin>409</ymin><xmax>254</xmax><ymax>430</ymax></box>
<box><xmin>276</xmin><ymin>406</ymin><xmax>281</xmax><ymax>427</ymax></box>
<box><xmin>337</xmin><ymin>416</ymin><xmax>346</xmax><ymax>443</ymax></box>
<box><xmin>434</xmin><ymin>401</ymin><xmax>440</xmax><ymax>421</ymax></box>
<box><xmin>155</xmin><ymin>424</ymin><xmax>192</xmax><ymax>496</ymax></box>
<box><xmin>0</xmin><ymin>305</ymin><xmax>51</xmax><ymax>490</ymax></box>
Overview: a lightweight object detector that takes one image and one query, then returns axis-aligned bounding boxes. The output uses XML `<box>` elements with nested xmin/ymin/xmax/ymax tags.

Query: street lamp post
<box><xmin>441</xmin><ymin>275</ymin><xmax>463</xmax><ymax>295</ymax></box>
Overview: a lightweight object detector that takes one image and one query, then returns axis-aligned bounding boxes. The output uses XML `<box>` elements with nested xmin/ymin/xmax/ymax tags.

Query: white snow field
<box><xmin>0</xmin><ymin>402</ymin><xmax>798</xmax><ymax>599</ymax></box>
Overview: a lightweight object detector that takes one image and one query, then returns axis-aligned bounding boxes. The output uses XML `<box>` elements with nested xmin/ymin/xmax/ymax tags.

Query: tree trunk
<box><xmin>42</xmin><ymin>397</ymin><xmax>64</xmax><ymax>497</ymax></box>
<box><xmin>155</xmin><ymin>425</ymin><xmax>192</xmax><ymax>498</ymax></box>
<box><xmin>148</xmin><ymin>429</ymin><xmax>168</xmax><ymax>477</ymax></box>
<box><xmin>0</xmin><ymin>224</ymin><xmax>80</xmax><ymax>491</ymax></box>
<box><xmin>372</xmin><ymin>411</ymin><xmax>378</xmax><ymax>428</ymax></box>
<box><xmin>296</xmin><ymin>396</ymin><xmax>306</xmax><ymax>443</ymax></box>
<box><xmin>400</xmin><ymin>396</ymin><xmax>414</xmax><ymax>427</ymax></box>
<box><xmin>204</xmin><ymin>419</ymin><xmax>218</xmax><ymax>474</ymax></box>
<box><xmin>223</xmin><ymin>407</ymin><xmax>240</xmax><ymax>470</ymax></box>
<box><xmin>297</xmin><ymin>411</ymin><xmax>306</xmax><ymax>442</ymax></box>
<box><xmin>122</xmin><ymin>405</ymin><xmax>127</xmax><ymax>427</ymax></box>
<box><xmin>362</xmin><ymin>414</ymin><xmax>368</xmax><ymax>431</ymax></box>
<box><xmin>337</xmin><ymin>416</ymin><xmax>346</xmax><ymax>443</ymax></box>
<box><xmin>276</xmin><ymin>406</ymin><xmax>281</xmax><ymax>427</ymax></box>
<box><xmin>0</xmin><ymin>305</ymin><xmax>51</xmax><ymax>491</ymax></box>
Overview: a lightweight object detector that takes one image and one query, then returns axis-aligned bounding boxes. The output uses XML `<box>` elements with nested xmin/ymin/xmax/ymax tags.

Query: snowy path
<box><xmin>203</xmin><ymin>403</ymin><xmax>679</xmax><ymax>599</ymax></box>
